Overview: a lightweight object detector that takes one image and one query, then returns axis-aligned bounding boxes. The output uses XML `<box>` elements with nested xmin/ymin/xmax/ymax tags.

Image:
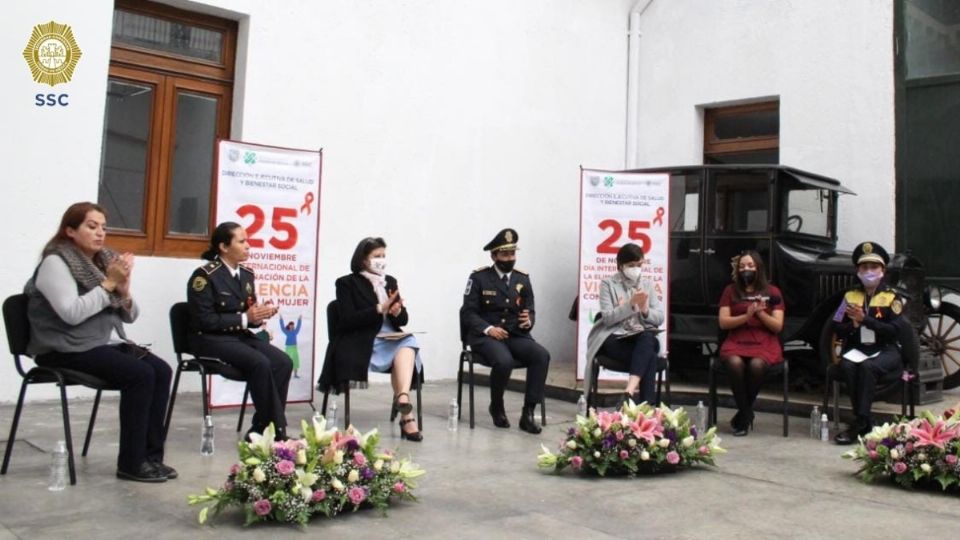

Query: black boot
<box><xmin>518</xmin><ymin>405</ymin><xmax>541</xmax><ymax>434</ymax></box>
<box><xmin>489</xmin><ymin>403</ymin><xmax>510</xmax><ymax>428</ymax></box>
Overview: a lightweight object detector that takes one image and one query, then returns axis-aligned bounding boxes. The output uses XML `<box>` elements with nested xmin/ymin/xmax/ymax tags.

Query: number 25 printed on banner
<box><xmin>237</xmin><ymin>204</ymin><xmax>298</xmax><ymax>250</ymax></box>
<box><xmin>597</xmin><ymin>219</ymin><xmax>651</xmax><ymax>254</ymax></box>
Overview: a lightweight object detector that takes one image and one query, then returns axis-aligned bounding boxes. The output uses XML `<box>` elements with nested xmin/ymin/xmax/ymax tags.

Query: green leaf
<box><xmin>198</xmin><ymin>506</ymin><xmax>209</xmax><ymax>525</ymax></box>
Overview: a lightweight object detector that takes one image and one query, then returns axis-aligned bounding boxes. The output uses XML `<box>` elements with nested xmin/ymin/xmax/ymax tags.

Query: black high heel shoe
<box><xmin>391</xmin><ymin>392</ymin><xmax>414</xmax><ymax>421</ymax></box>
<box><xmin>399</xmin><ymin>417</ymin><xmax>423</xmax><ymax>442</ymax></box>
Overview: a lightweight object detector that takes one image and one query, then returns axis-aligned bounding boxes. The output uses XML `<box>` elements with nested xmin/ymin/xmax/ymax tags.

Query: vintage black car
<box><xmin>634</xmin><ymin>164</ymin><xmax>960</xmax><ymax>389</ymax></box>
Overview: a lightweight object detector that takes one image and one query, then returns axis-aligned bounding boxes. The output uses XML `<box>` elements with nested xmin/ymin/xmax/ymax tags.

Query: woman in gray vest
<box><xmin>585</xmin><ymin>243</ymin><xmax>664</xmax><ymax>405</ymax></box>
<box><xmin>24</xmin><ymin>202</ymin><xmax>174</xmax><ymax>483</ymax></box>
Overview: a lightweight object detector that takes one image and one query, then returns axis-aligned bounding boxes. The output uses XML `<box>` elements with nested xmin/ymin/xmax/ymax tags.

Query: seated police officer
<box><xmin>833</xmin><ymin>241</ymin><xmax>904</xmax><ymax>445</ymax></box>
<box><xmin>186</xmin><ymin>222</ymin><xmax>293</xmax><ymax>440</ymax></box>
<box><xmin>460</xmin><ymin>228</ymin><xmax>551</xmax><ymax>434</ymax></box>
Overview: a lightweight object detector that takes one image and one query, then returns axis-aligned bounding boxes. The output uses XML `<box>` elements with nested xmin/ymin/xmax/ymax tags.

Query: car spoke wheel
<box><xmin>921</xmin><ymin>301</ymin><xmax>960</xmax><ymax>390</ymax></box>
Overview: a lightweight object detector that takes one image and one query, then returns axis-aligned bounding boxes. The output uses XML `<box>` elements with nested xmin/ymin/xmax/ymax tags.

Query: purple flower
<box><xmin>567</xmin><ymin>427</ymin><xmax>576</xmax><ymax>437</ymax></box>
<box><xmin>253</xmin><ymin>499</ymin><xmax>272</xmax><ymax>516</ymax></box>
<box><xmin>892</xmin><ymin>462</ymin><xmax>908</xmax><ymax>475</ymax></box>
<box><xmin>361</xmin><ymin>467</ymin><xmax>375</xmax><ymax>480</ymax></box>
<box><xmin>881</xmin><ymin>438</ymin><xmax>895</xmax><ymax>448</ymax></box>
<box><xmin>347</xmin><ymin>486</ymin><xmax>367</xmax><ymax>505</ymax></box>
<box><xmin>665</xmin><ymin>430</ymin><xmax>677</xmax><ymax>442</ymax></box>
<box><xmin>273</xmin><ymin>443</ymin><xmax>295</xmax><ymax>461</ymax></box>
<box><xmin>690</xmin><ymin>426</ymin><xmax>698</xmax><ymax>438</ymax></box>
<box><xmin>312</xmin><ymin>489</ymin><xmax>327</xmax><ymax>502</ymax></box>
<box><xmin>570</xmin><ymin>456</ymin><xmax>584</xmax><ymax>470</ymax></box>
<box><xmin>275</xmin><ymin>460</ymin><xmax>296</xmax><ymax>476</ymax></box>
<box><xmin>602</xmin><ymin>438</ymin><xmax>615</xmax><ymax>449</ymax></box>
<box><xmin>346</xmin><ymin>439</ymin><xmax>360</xmax><ymax>452</ymax></box>
<box><xmin>666</xmin><ymin>451</ymin><xmax>680</xmax><ymax>465</ymax></box>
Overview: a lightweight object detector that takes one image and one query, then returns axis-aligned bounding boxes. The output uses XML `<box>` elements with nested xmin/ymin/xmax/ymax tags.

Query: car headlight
<box><xmin>925</xmin><ymin>285</ymin><xmax>942</xmax><ymax>311</ymax></box>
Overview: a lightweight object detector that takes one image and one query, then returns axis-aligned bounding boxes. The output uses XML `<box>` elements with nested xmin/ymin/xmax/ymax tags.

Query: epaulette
<box><xmin>239</xmin><ymin>263</ymin><xmax>255</xmax><ymax>274</ymax></box>
<box><xmin>200</xmin><ymin>260</ymin><xmax>222</xmax><ymax>275</ymax></box>
<box><xmin>513</xmin><ymin>268</ymin><xmax>528</xmax><ymax>276</ymax></box>
<box><xmin>472</xmin><ymin>265</ymin><xmax>490</xmax><ymax>273</ymax></box>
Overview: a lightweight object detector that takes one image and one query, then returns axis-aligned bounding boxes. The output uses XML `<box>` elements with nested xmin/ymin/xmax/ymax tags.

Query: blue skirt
<box><xmin>370</xmin><ymin>319</ymin><xmax>423</xmax><ymax>373</ymax></box>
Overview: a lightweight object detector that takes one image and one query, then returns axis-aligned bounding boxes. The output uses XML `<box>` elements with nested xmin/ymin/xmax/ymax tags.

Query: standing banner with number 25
<box><xmin>576</xmin><ymin>168</ymin><xmax>670</xmax><ymax>382</ymax></box>
<box><xmin>212</xmin><ymin>140</ymin><xmax>322</xmax><ymax>407</ymax></box>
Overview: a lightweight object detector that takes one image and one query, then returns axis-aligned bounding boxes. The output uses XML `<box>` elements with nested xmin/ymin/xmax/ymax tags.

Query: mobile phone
<box><xmin>833</xmin><ymin>298</ymin><xmax>848</xmax><ymax>322</ymax></box>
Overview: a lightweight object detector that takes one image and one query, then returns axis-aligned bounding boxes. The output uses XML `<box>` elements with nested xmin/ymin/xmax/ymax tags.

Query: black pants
<box><xmin>839</xmin><ymin>346</ymin><xmax>902</xmax><ymax>424</ymax></box>
<box><xmin>471</xmin><ymin>335</ymin><xmax>550</xmax><ymax>409</ymax></box>
<box><xmin>600</xmin><ymin>332</ymin><xmax>661</xmax><ymax>404</ymax></box>
<box><xmin>190</xmin><ymin>334</ymin><xmax>293</xmax><ymax>432</ymax></box>
<box><xmin>36</xmin><ymin>345</ymin><xmax>172</xmax><ymax>474</ymax></box>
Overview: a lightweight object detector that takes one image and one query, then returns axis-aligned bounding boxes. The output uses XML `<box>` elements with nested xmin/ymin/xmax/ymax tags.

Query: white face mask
<box><xmin>369</xmin><ymin>257</ymin><xmax>387</xmax><ymax>275</ymax></box>
<box><xmin>622</xmin><ymin>266</ymin><xmax>642</xmax><ymax>283</ymax></box>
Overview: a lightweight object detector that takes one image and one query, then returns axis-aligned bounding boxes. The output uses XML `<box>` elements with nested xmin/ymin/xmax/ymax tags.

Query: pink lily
<box><xmin>596</xmin><ymin>411</ymin><xmax>622</xmax><ymax>432</ymax></box>
<box><xmin>629</xmin><ymin>411</ymin><xmax>664</xmax><ymax>444</ymax></box>
<box><xmin>911</xmin><ymin>419</ymin><xmax>960</xmax><ymax>450</ymax></box>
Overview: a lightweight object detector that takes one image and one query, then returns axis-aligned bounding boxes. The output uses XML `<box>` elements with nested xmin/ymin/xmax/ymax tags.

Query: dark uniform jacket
<box><xmin>318</xmin><ymin>273</ymin><xmax>408</xmax><ymax>391</ymax></box>
<box><xmin>832</xmin><ymin>283</ymin><xmax>905</xmax><ymax>355</ymax></box>
<box><xmin>187</xmin><ymin>260</ymin><xmax>260</xmax><ymax>339</ymax></box>
<box><xmin>460</xmin><ymin>266</ymin><xmax>536</xmax><ymax>344</ymax></box>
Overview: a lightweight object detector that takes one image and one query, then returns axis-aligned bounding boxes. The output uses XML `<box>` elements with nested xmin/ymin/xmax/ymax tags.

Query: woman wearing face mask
<box><xmin>585</xmin><ymin>243</ymin><xmax>664</xmax><ymax>405</ymax></box>
<box><xmin>832</xmin><ymin>241</ymin><xmax>904</xmax><ymax>445</ymax></box>
<box><xmin>717</xmin><ymin>250</ymin><xmax>785</xmax><ymax>436</ymax></box>
<box><xmin>317</xmin><ymin>237</ymin><xmax>423</xmax><ymax>441</ymax></box>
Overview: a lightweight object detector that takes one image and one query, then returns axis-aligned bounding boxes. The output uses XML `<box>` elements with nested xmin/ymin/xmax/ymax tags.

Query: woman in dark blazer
<box><xmin>318</xmin><ymin>237</ymin><xmax>423</xmax><ymax>441</ymax></box>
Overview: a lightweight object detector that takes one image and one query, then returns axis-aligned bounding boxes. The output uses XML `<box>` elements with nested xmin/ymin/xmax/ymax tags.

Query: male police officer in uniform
<box><xmin>460</xmin><ymin>228</ymin><xmax>550</xmax><ymax>434</ymax></box>
<box><xmin>833</xmin><ymin>241</ymin><xmax>905</xmax><ymax>444</ymax></box>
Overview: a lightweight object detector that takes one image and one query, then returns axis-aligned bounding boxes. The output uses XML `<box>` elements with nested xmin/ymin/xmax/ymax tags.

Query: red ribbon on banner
<box><xmin>652</xmin><ymin>206</ymin><xmax>665</xmax><ymax>226</ymax></box>
<box><xmin>300</xmin><ymin>192</ymin><xmax>315</xmax><ymax>215</ymax></box>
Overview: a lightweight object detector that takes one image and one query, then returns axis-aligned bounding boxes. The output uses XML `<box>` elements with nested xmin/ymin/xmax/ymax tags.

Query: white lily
<box><xmin>246</xmin><ymin>424</ymin><xmax>276</xmax><ymax>455</ymax></box>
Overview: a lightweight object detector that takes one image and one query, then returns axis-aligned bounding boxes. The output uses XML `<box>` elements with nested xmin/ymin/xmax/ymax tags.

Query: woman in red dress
<box><xmin>717</xmin><ymin>250</ymin><xmax>784</xmax><ymax>436</ymax></box>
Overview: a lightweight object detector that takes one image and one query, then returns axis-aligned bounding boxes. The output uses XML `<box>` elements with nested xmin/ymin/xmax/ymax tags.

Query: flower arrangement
<box><xmin>188</xmin><ymin>418</ymin><xmax>425</xmax><ymax>526</ymax></box>
<box><xmin>537</xmin><ymin>401</ymin><xmax>725</xmax><ymax>476</ymax></box>
<box><xmin>844</xmin><ymin>406</ymin><xmax>960</xmax><ymax>492</ymax></box>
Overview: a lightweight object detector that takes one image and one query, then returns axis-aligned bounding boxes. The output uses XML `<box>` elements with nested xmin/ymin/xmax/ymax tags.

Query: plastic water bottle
<box><xmin>820</xmin><ymin>413</ymin><xmax>829</xmax><ymax>442</ymax></box>
<box><xmin>312</xmin><ymin>409</ymin><xmax>322</xmax><ymax>425</ymax></box>
<box><xmin>447</xmin><ymin>398</ymin><xmax>459</xmax><ymax>432</ymax></box>
<box><xmin>810</xmin><ymin>406</ymin><xmax>821</xmax><ymax>439</ymax></box>
<box><xmin>695</xmin><ymin>400</ymin><xmax>706</xmax><ymax>435</ymax></box>
<box><xmin>48</xmin><ymin>440</ymin><xmax>67</xmax><ymax>491</ymax></box>
<box><xmin>576</xmin><ymin>394</ymin><xmax>587</xmax><ymax>417</ymax></box>
<box><xmin>328</xmin><ymin>398</ymin><xmax>339</xmax><ymax>427</ymax></box>
<box><xmin>200</xmin><ymin>415</ymin><xmax>215</xmax><ymax>456</ymax></box>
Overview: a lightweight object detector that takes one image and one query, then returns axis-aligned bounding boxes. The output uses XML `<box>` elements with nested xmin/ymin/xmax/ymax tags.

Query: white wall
<box><xmin>0</xmin><ymin>0</ymin><xmax>631</xmax><ymax>403</ymax></box>
<box><xmin>631</xmin><ymin>0</ymin><xmax>896</xmax><ymax>251</ymax></box>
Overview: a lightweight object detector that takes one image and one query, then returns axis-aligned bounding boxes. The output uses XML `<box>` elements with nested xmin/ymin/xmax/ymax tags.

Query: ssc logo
<box><xmin>23</xmin><ymin>21</ymin><xmax>82</xmax><ymax>86</ymax></box>
<box><xmin>228</xmin><ymin>148</ymin><xmax>240</xmax><ymax>162</ymax></box>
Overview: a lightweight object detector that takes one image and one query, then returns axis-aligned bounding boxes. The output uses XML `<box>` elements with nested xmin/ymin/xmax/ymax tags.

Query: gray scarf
<box><xmin>27</xmin><ymin>241</ymin><xmax>125</xmax><ymax>309</ymax></box>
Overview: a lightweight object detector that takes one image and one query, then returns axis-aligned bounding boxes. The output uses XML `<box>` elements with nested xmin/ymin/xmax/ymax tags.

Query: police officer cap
<box><xmin>483</xmin><ymin>228</ymin><xmax>519</xmax><ymax>252</ymax></box>
<box><xmin>852</xmin><ymin>241</ymin><xmax>889</xmax><ymax>267</ymax></box>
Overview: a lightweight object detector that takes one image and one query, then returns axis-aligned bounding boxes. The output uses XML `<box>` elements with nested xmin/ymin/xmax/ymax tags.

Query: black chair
<box><xmin>821</xmin><ymin>316</ymin><xmax>918</xmax><ymax>431</ymax></box>
<box><xmin>708</xmin><ymin>337</ymin><xmax>790</xmax><ymax>437</ymax></box>
<box><xmin>456</xmin><ymin>322</ymin><xmax>546</xmax><ymax>429</ymax></box>
<box><xmin>320</xmin><ymin>300</ymin><xmax>423</xmax><ymax>429</ymax></box>
<box><xmin>1</xmin><ymin>294</ymin><xmax>120</xmax><ymax>485</ymax></box>
<box><xmin>163</xmin><ymin>302</ymin><xmax>250</xmax><ymax>439</ymax></box>
<box><xmin>586</xmin><ymin>353</ymin><xmax>670</xmax><ymax>409</ymax></box>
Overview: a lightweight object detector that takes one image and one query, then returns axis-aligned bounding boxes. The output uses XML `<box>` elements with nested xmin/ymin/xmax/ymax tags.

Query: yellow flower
<box><xmin>658</xmin><ymin>438</ymin><xmax>671</xmax><ymax>448</ymax></box>
<box><xmin>374</xmin><ymin>459</ymin><xmax>384</xmax><ymax>471</ymax></box>
<box><xmin>296</xmin><ymin>449</ymin><xmax>307</xmax><ymax>465</ymax></box>
<box><xmin>566</xmin><ymin>440</ymin><xmax>578</xmax><ymax>450</ymax></box>
<box><xmin>347</xmin><ymin>469</ymin><xmax>360</xmax><ymax>483</ymax></box>
<box><xmin>390</xmin><ymin>461</ymin><xmax>400</xmax><ymax>473</ymax></box>
<box><xmin>331</xmin><ymin>478</ymin><xmax>345</xmax><ymax>491</ymax></box>
<box><xmin>252</xmin><ymin>468</ymin><xmax>266</xmax><ymax>483</ymax></box>
<box><xmin>640</xmin><ymin>451</ymin><xmax>650</xmax><ymax>461</ymax></box>
<box><xmin>682</xmin><ymin>436</ymin><xmax>695</xmax><ymax>448</ymax></box>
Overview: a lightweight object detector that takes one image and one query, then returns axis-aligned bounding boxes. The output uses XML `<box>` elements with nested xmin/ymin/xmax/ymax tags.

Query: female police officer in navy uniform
<box><xmin>186</xmin><ymin>222</ymin><xmax>293</xmax><ymax>439</ymax></box>
<box><xmin>833</xmin><ymin>241</ymin><xmax>905</xmax><ymax>444</ymax></box>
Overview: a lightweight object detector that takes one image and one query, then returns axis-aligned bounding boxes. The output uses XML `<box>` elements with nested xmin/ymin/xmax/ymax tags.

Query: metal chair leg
<box><xmin>708</xmin><ymin>356</ymin><xmax>718</xmax><ymax>427</ymax></box>
<box><xmin>237</xmin><ymin>385</ymin><xmax>249</xmax><ymax>433</ymax></box>
<box><xmin>541</xmin><ymin>398</ymin><xmax>546</xmax><ymax>426</ymax></box>
<box><xmin>456</xmin><ymin>358</ymin><xmax>464</xmax><ymax>420</ymax></box>
<box><xmin>343</xmin><ymin>384</ymin><xmax>350</xmax><ymax>429</ymax></box>
<box><xmin>415</xmin><ymin>368</ymin><xmax>423</xmax><ymax>430</ymax></box>
<box><xmin>782</xmin><ymin>360</ymin><xmax>789</xmax><ymax>438</ymax></box>
<box><xmin>1</xmin><ymin>379</ymin><xmax>29</xmax><ymax>475</ymax></box>
<box><xmin>58</xmin><ymin>382</ymin><xmax>77</xmax><ymax>485</ymax></box>
<box><xmin>832</xmin><ymin>381</ymin><xmax>841</xmax><ymax>431</ymax></box>
<box><xmin>82</xmin><ymin>390</ymin><xmax>102</xmax><ymax>457</ymax></box>
<box><xmin>664</xmin><ymin>358</ymin><xmax>672</xmax><ymax>407</ymax></box>
<box><xmin>163</xmin><ymin>363</ymin><xmax>185</xmax><ymax>440</ymax></box>
<box><xmin>468</xmin><ymin>357</ymin><xmax>475</xmax><ymax>429</ymax></box>
<box><xmin>199</xmin><ymin>368</ymin><xmax>210</xmax><ymax>418</ymax></box>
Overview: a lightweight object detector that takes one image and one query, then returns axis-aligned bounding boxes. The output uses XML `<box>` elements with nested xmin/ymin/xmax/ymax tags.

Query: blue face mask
<box><xmin>858</xmin><ymin>269</ymin><xmax>883</xmax><ymax>288</ymax></box>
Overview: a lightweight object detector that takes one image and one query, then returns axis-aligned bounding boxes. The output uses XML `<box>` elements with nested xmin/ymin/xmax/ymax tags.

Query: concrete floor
<box><xmin>1</xmin><ymin>381</ymin><xmax>959</xmax><ymax>539</ymax></box>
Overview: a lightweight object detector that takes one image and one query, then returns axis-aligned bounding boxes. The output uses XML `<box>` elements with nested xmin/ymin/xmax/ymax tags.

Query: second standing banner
<box><xmin>211</xmin><ymin>140</ymin><xmax>322</xmax><ymax>407</ymax></box>
<box><xmin>576</xmin><ymin>168</ymin><xmax>670</xmax><ymax>387</ymax></box>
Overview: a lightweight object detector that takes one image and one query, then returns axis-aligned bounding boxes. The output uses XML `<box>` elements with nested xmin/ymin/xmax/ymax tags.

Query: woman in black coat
<box><xmin>318</xmin><ymin>237</ymin><xmax>423</xmax><ymax>441</ymax></box>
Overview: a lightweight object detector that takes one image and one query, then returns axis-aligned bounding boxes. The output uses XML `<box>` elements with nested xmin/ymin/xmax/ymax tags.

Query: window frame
<box><xmin>703</xmin><ymin>101</ymin><xmax>780</xmax><ymax>162</ymax></box>
<box><xmin>102</xmin><ymin>0</ymin><xmax>236</xmax><ymax>257</ymax></box>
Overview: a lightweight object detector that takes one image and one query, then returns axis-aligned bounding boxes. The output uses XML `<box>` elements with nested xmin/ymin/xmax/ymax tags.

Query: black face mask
<box><xmin>494</xmin><ymin>259</ymin><xmax>515</xmax><ymax>273</ymax></box>
<box><xmin>738</xmin><ymin>270</ymin><xmax>756</xmax><ymax>285</ymax></box>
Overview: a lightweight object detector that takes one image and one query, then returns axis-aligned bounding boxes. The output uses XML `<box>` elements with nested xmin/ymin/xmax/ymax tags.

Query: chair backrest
<box><xmin>169</xmin><ymin>302</ymin><xmax>192</xmax><ymax>355</ymax></box>
<box><xmin>326</xmin><ymin>300</ymin><xmax>339</xmax><ymax>342</ymax></box>
<box><xmin>3</xmin><ymin>294</ymin><xmax>31</xmax><ymax>378</ymax></box>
